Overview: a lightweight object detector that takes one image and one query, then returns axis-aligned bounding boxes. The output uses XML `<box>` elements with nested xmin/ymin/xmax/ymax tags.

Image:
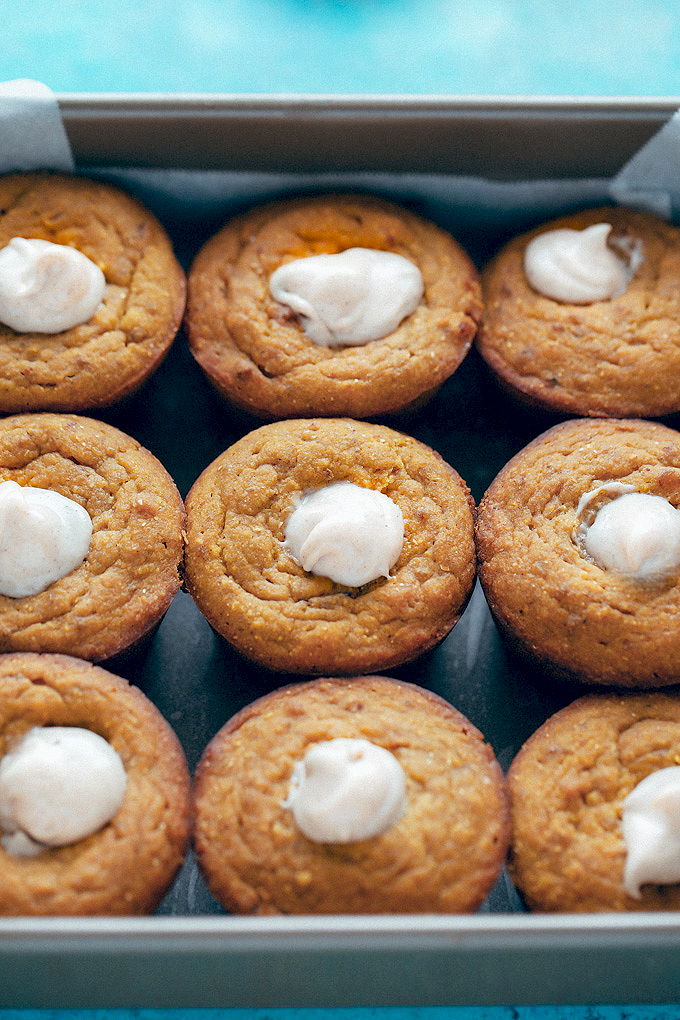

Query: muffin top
<box><xmin>0</xmin><ymin>172</ymin><xmax>186</xmax><ymax>412</ymax></box>
<box><xmin>0</xmin><ymin>652</ymin><xmax>190</xmax><ymax>915</ymax></box>
<box><xmin>476</xmin><ymin>416</ymin><xmax>680</xmax><ymax>687</ymax></box>
<box><xmin>186</xmin><ymin>193</ymin><xmax>482</xmax><ymax>419</ymax></box>
<box><xmin>508</xmin><ymin>690</ymin><xmax>680</xmax><ymax>912</ymax></box>
<box><xmin>184</xmin><ymin>417</ymin><xmax>476</xmax><ymax>675</ymax></box>
<box><xmin>478</xmin><ymin>205</ymin><xmax>680</xmax><ymax>417</ymax></box>
<box><xmin>0</xmin><ymin>413</ymin><xmax>185</xmax><ymax>661</ymax></box>
<box><xmin>194</xmin><ymin>675</ymin><xmax>510</xmax><ymax>914</ymax></box>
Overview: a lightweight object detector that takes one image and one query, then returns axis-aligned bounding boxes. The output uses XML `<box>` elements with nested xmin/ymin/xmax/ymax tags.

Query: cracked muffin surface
<box><xmin>476</xmin><ymin>417</ymin><xmax>680</xmax><ymax>687</ymax></box>
<box><xmin>194</xmin><ymin>675</ymin><xmax>510</xmax><ymax>914</ymax></box>
<box><xmin>184</xmin><ymin>418</ymin><xmax>476</xmax><ymax>675</ymax></box>
<box><xmin>0</xmin><ymin>652</ymin><xmax>191</xmax><ymax>915</ymax></box>
<box><xmin>0</xmin><ymin>413</ymin><xmax>185</xmax><ymax>661</ymax></box>
<box><xmin>508</xmin><ymin>691</ymin><xmax>680</xmax><ymax>912</ymax></box>
<box><xmin>478</xmin><ymin>205</ymin><xmax>680</xmax><ymax>417</ymax></box>
<box><xmin>185</xmin><ymin>193</ymin><xmax>482</xmax><ymax>419</ymax></box>
<box><xmin>0</xmin><ymin>172</ymin><xmax>186</xmax><ymax>412</ymax></box>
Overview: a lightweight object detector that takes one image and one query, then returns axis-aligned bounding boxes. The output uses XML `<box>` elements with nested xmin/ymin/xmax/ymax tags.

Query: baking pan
<box><xmin>1</xmin><ymin>95</ymin><xmax>680</xmax><ymax>1008</ymax></box>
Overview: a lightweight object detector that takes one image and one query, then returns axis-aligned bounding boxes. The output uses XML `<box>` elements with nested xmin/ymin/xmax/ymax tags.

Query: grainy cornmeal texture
<box><xmin>184</xmin><ymin>418</ymin><xmax>476</xmax><ymax>675</ymax></box>
<box><xmin>0</xmin><ymin>413</ymin><xmax>185</xmax><ymax>661</ymax></box>
<box><xmin>0</xmin><ymin>652</ymin><xmax>191</xmax><ymax>915</ymax></box>
<box><xmin>476</xmin><ymin>417</ymin><xmax>680</xmax><ymax>688</ymax></box>
<box><xmin>194</xmin><ymin>675</ymin><xmax>510</xmax><ymax>914</ymax></box>
<box><xmin>186</xmin><ymin>193</ymin><xmax>482</xmax><ymax>419</ymax></box>
<box><xmin>508</xmin><ymin>691</ymin><xmax>680</xmax><ymax>912</ymax></box>
<box><xmin>0</xmin><ymin>172</ymin><xmax>186</xmax><ymax>412</ymax></box>
<box><xmin>478</xmin><ymin>206</ymin><xmax>680</xmax><ymax>417</ymax></box>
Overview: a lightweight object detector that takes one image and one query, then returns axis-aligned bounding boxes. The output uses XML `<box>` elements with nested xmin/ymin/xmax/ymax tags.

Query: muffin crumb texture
<box><xmin>508</xmin><ymin>691</ymin><xmax>680</xmax><ymax>912</ymax></box>
<box><xmin>0</xmin><ymin>413</ymin><xmax>185</xmax><ymax>662</ymax></box>
<box><xmin>476</xmin><ymin>417</ymin><xmax>680</xmax><ymax>687</ymax></box>
<box><xmin>478</xmin><ymin>206</ymin><xmax>680</xmax><ymax>417</ymax></box>
<box><xmin>186</xmin><ymin>193</ymin><xmax>482</xmax><ymax>419</ymax></box>
<box><xmin>0</xmin><ymin>652</ymin><xmax>191</xmax><ymax>915</ymax></box>
<box><xmin>0</xmin><ymin>172</ymin><xmax>186</xmax><ymax>412</ymax></box>
<box><xmin>184</xmin><ymin>418</ymin><xmax>476</xmax><ymax>675</ymax></box>
<box><xmin>194</xmin><ymin>676</ymin><xmax>510</xmax><ymax>914</ymax></box>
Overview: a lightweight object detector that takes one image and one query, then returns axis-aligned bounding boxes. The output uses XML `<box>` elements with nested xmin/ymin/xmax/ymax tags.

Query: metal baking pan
<box><xmin>1</xmin><ymin>95</ymin><xmax>680</xmax><ymax>1008</ymax></box>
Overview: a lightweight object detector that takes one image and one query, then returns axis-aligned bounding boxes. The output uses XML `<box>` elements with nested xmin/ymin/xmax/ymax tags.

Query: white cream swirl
<box><xmin>622</xmin><ymin>767</ymin><xmax>680</xmax><ymax>898</ymax></box>
<box><xmin>269</xmin><ymin>247</ymin><xmax>423</xmax><ymax>347</ymax></box>
<box><xmin>282</xmin><ymin>737</ymin><xmax>407</xmax><ymax>843</ymax></box>
<box><xmin>524</xmin><ymin>223</ymin><xmax>640</xmax><ymax>303</ymax></box>
<box><xmin>576</xmin><ymin>486</ymin><xmax>680</xmax><ymax>581</ymax></box>
<box><xmin>0</xmin><ymin>480</ymin><xmax>93</xmax><ymax>598</ymax></box>
<box><xmin>0</xmin><ymin>237</ymin><xmax>106</xmax><ymax>333</ymax></box>
<box><xmin>284</xmin><ymin>481</ymin><xmax>404</xmax><ymax>587</ymax></box>
<box><xmin>0</xmin><ymin>726</ymin><xmax>127</xmax><ymax>856</ymax></box>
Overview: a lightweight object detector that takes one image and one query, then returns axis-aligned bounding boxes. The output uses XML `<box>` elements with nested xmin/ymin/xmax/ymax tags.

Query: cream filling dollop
<box><xmin>0</xmin><ymin>726</ymin><xmax>127</xmax><ymax>856</ymax></box>
<box><xmin>0</xmin><ymin>480</ymin><xmax>93</xmax><ymax>598</ymax></box>
<box><xmin>575</xmin><ymin>485</ymin><xmax>680</xmax><ymax>581</ymax></box>
<box><xmin>622</xmin><ymin>767</ymin><xmax>680</xmax><ymax>898</ymax></box>
<box><xmin>0</xmin><ymin>237</ymin><xmax>106</xmax><ymax>333</ymax></box>
<box><xmin>269</xmin><ymin>247</ymin><xmax>424</xmax><ymax>347</ymax></box>
<box><xmin>282</xmin><ymin>737</ymin><xmax>407</xmax><ymax>843</ymax></box>
<box><xmin>524</xmin><ymin>223</ymin><xmax>641</xmax><ymax>303</ymax></box>
<box><xmin>284</xmin><ymin>481</ymin><xmax>404</xmax><ymax>587</ymax></box>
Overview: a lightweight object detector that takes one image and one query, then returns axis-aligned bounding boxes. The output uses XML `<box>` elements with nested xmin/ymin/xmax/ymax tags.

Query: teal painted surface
<box><xmin>0</xmin><ymin>1008</ymin><xmax>679</xmax><ymax>1019</ymax></box>
<box><xmin>1</xmin><ymin>1011</ymin><xmax>679</xmax><ymax>1020</ymax></box>
<box><xmin>2</xmin><ymin>0</ymin><xmax>680</xmax><ymax>95</ymax></box>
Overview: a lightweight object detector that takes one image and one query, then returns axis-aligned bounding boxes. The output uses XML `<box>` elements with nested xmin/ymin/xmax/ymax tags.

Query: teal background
<box><xmin>2</xmin><ymin>2</ymin><xmax>680</xmax><ymax>1018</ymax></box>
<box><xmin>2</xmin><ymin>1011</ymin><xmax>679</xmax><ymax>1020</ymax></box>
<box><xmin>2</xmin><ymin>0</ymin><xmax>680</xmax><ymax>95</ymax></box>
<box><xmin>1</xmin><ymin>1009</ymin><xmax>678</xmax><ymax>1020</ymax></box>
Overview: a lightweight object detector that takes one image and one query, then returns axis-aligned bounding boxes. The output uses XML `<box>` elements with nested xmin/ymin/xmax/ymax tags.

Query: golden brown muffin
<box><xmin>0</xmin><ymin>652</ymin><xmax>191</xmax><ymax>915</ymax></box>
<box><xmin>185</xmin><ymin>193</ymin><xmax>482</xmax><ymax>419</ymax></box>
<box><xmin>476</xmin><ymin>417</ymin><xmax>680</xmax><ymax>688</ymax></box>
<box><xmin>0</xmin><ymin>172</ymin><xmax>186</xmax><ymax>412</ymax></box>
<box><xmin>478</xmin><ymin>205</ymin><xmax>680</xmax><ymax>417</ymax></box>
<box><xmin>0</xmin><ymin>412</ymin><xmax>184</xmax><ymax>661</ymax></box>
<box><xmin>194</xmin><ymin>675</ymin><xmax>510</xmax><ymax>914</ymax></box>
<box><xmin>184</xmin><ymin>418</ymin><xmax>476</xmax><ymax>675</ymax></box>
<box><xmin>508</xmin><ymin>690</ymin><xmax>680</xmax><ymax>912</ymax></box>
